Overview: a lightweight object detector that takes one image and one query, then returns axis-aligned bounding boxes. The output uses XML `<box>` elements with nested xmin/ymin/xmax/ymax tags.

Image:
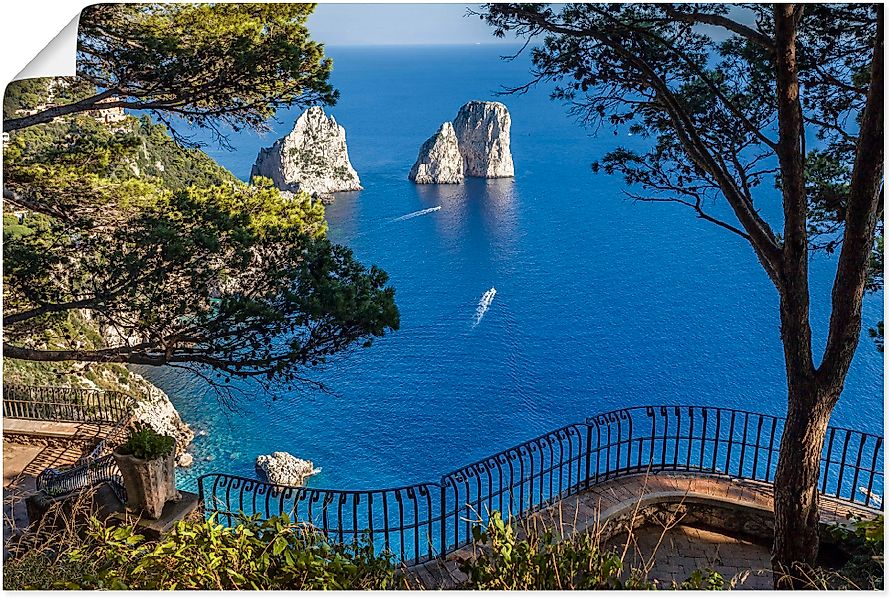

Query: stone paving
<box><xmin>3</xmin><ymin>436</ymin><xmax>95</xmax><ymax>553</ymax></box>
<box><xmin>406</xmin><ymin>472</ymin><xmax>881</xmax><ymax>590</ymax></box>
<box><xmin>615</xmin><ymin>523</ymin><xmax>773</xmax><ymax>589</ymax></box>
<box><xmin>3</xmin><ymin>418</ymin><xmax>111</xmax><ymax>440</ymax></box>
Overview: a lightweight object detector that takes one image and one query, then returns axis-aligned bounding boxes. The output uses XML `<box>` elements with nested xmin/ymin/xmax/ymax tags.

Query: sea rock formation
<box><xmin>255</xmin><ymin>452</ymin><xmax>321</xmax><ymax>487</ymax></box>
<box><xmin>452</xmin><ymin>101</ymin><xmax>514</xmax><ymax>178</ymax></box>
<box><xmin>408</xmin><ymin>122</ymin><xmax>464</xmax><ymax>184</ymax></box>
<box><xmin>250</xmin><ymin>106</ymin><xmax>361</xmax><ymax>197</ymax></box>
<box><xmin>409</xmin><ymin>101</ymin><xmax>514</xmax><ymax>183</ymax></box>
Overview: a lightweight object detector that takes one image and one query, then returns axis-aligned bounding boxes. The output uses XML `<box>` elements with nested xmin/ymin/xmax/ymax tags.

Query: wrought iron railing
<box><xmin>3</xmin><ymin>384</ymin><xmax>138</xmax><ymax>501</ymax></box>
<box><xmin>3</xmin><ymin>383</ymin><xmax>131</xmax><ymax>424</ymax></box>
<box><xmin>198</xmin><ymin>405</ymin><xmax>884</xmax><ymax>565</ymax></box>
<box><xmin>35</xmin><ymin>411</ymin><xmax>133</xmax><ymax>500</ymax></box>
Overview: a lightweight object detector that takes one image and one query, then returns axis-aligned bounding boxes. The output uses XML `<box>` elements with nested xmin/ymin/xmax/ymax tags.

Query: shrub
<box><xmin>673</xmin><ymin>569</ymin><xmax>728</xmax><ymax>590</ymax></box>
<box><xmin>458</xmin><ymin>511</ymin><xmax>653</xmax><ymax>590</ymax></box>
<box><xmin>5</xmin><ymin>512</ymin><xmax>400</xmax><ymax>590</ymax></box>
<box><xmin>815</xmin><ymin>515</ymin><xmax>883</xmax><ymax>590</ymax></box>
<box><xmin>116</xmin><ymin>425</ymin><xmax>175</xmax><ymax>460</ymax></box>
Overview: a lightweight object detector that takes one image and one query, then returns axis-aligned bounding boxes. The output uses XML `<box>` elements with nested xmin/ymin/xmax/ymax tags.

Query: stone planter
<box><xmin>113</xmin><ymin>450</ymin><xmax>180</xmax><ymax>519</ymax></box>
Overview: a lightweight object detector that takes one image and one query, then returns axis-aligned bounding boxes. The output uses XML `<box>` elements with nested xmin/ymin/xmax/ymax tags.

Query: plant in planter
<box><xmin>113</xmin><ymin>425</ymin><xmax>180</xmax><ymax>519</ymax></box>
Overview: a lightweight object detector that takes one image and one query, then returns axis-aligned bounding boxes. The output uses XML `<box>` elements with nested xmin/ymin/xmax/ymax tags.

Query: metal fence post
<box><xmin>439</xmin><ymin>484</ymin><xmax>447</xmax><ymax>559</ymax></box>
<box><xmin>584</xmin><ymin>421</ymin><xmax>594</xmax><ymax>488</ymax></box>
<box><xmin>197</xmin><ymin>475</ymin><xmax>206</xmax><ymax>517</ymax></box>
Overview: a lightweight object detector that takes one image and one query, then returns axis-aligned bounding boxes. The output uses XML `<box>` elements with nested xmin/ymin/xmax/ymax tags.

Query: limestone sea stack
<box><xmin>250</xmin><ymin>106</ymin><xmax>361</xmax><ymax>197</ymax></box>
<box><xmin>409</xmin><ymin>101</ymin><xmax>514</xmax><ymax>183</ymax></box>
<box><xmin>408</xmin><ymin>122</ymin><xmax>464</xmax><ymax>184</ymax></box>
<box><xmin>453</xmin><ymin>100</ymin><xmax>514</xmax><ymax>178</ymax></box>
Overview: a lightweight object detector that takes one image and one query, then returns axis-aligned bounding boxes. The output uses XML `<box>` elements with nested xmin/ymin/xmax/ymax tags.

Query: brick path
<box><xmin>616</xmin><ymin>524</ymin><xmax>773</xmax><ymax>589</ymax></box>
<box><xmin>406</xmin><ymin>472</ymin><xmax>880</xmax><ymax>590</ymax></box>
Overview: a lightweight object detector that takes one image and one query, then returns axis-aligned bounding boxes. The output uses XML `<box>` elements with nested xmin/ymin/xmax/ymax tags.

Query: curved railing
<box><xmin>35</xmin><ymin>411</ymin><xmax>132</xmax><ymax>500</ymax></box>
<box><xmin>3</xmin><ymin>384</ymin><xmax>137</xmax><ymax>501</ymax></box>
<box><xmin>198</xmin><ymin>405</ymin><xmax>884</xmax><ymax>565</ymax></box>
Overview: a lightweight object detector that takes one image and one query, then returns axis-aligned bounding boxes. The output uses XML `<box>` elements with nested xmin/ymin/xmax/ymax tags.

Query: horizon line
<box><xmin>321</xmin><ymin>41</ymin><xmax>524</xmax><ymax>48</ymax></box>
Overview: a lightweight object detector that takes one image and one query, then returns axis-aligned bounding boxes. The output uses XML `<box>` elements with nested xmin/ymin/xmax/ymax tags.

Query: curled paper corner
<box><xmin>13</xmin><ymin>12</ymin><xmax>80</xmax><ymax>82</ymax></box>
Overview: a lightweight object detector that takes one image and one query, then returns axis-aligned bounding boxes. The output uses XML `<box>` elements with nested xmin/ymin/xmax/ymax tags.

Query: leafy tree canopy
<box><xmin>482</xmin><ymin>3</ymin><xmax>883</xmax><ymax>584</ymax></box>
<box><xmin>4</xmin><ymin>3</ymin><xmax>337</xmax><ymax>147</ymax></box>
<box><xmin>3</xmin><ymin>1</ymin><xmax>399</xmax><ymax>396</ymax></box>
<box><xmin>485</xmin><ymin>2</ymin><xmax>882</xmax><ymax>330</ymax></box>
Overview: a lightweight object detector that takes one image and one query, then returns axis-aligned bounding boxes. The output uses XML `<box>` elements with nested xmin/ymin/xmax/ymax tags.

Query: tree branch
<box><xmin>491</xmin><ymin>5</ymin><xmax>784</xmax><ymax>285</ymax></box>
<box><xmin>774</xmin><ymin>4</ymin><xmax>815</xmax><ymax>379</ymax></box>
<box><xmin>3</xmin><ymin>88</ymin><xmax>119</xmax><ymax>132</ymax></box>
<box><xmin>625</xmin><ymin>191</ymin><xmax>752</xmax><ymax>240</ymax></box>
<box><xmin>819</xmin><ymin>6</ymin><xmax>884</xmax><ymax>389</ymax></box>
<box><xmin>658</xmin><ymin>5</ymin><xmax>776</xmax><ymax>52</ymax></box>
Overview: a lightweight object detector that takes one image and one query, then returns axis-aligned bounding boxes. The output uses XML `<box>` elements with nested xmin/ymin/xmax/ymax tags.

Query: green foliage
<box><xmin>3</xmin><ymin>79</ymin><xmax>47</xmax><ymax>119</ymax></box>
<box><xmin>458</xmin><ymin>512</ymin><xmax>652</xmax><ymax>590</ymax></box>
<box><xmin>117</xmin><ymin>425</ymin><xmax>175</xmax><ymax>460</ymax></box>
<box><xmin>121</xmin><ymin>115</ymin><xmax>237</xmax><ymax>189</ymax></box>
<box><xmin>2</xmin><ymin>8</ymin><xmax>401</xmax><ymax>392</ymax></box>
<box><xmin>3</xmin><ymin>546</ymin><xmax>103</xmax><ymax>591</ymax></box>
<box><xmin>3</xmin><ymin>77</ymin><xmax>96</xmax><ymax>120</ymax></box>
<box><xmin>4</xmin><ymin>76</ymin><xmax>398</xmax><ymax>389</ymax></box>
<box><xmin>3</xmin><ymin>212</ymin><xmax>51</xmax><ymax>241</ymax></box>
<box><xmin>3</xmin><ymin>97</ymin><xmax>235</xmax><ymax>196</ymax></box>
<box><xmin>674</xmin><ymin>569</ymin><xmax>728</xmax><ymax>590</ymax></box>
<box><xmin>5</xmin><ymin>514</ymin><xmax>399</xmax><ymax>590</ymax></box>
<box><xmin>66</xmin><ymin>3</ymin><xmax>337</xmax><ymax>141</ymax></box>
<box><xmin>817</xmin><ymin>515</ymin><xmax>883</xmax><ymax>590</ymax></box>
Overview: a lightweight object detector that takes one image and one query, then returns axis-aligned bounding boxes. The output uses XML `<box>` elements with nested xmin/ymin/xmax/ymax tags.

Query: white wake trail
<box><xmin>473</xmin><ymin>287</ymin><xmax>497</xmax><ymax>327</ymax></box>
<box><xmin>392</xmin><ymin>206</ymin><xmax>442</xmax><ymax>222</ymax></box>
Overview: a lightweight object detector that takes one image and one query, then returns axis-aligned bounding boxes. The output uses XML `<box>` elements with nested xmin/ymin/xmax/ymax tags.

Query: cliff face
<box><xmin>452</xmin><ymin>101</ymin><xmax>514</xmax><ymax>178</ymax></box>
<box><xmin>409</xmin><ymin>101</ymin><xmax>514</xmax><ymax>183</ymax></box>
<box><xmin>250</xmin><ymin>107</ymin><xmax>361</xmax><ymax>197</ymax></box>
<box><xmin>408</xmin><ymin>122</ymin><xmax>464</xmax><ymax>184</ymax></box>
<box><xmin>2</xmin><ymin>311</ymin><xmax>195</xmax><ymax>459</ymax></box>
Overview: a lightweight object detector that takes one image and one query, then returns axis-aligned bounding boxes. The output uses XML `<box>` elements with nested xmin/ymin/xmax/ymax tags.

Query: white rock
<box><xmin>409</xmin><ymin>122</ymin><xmax>464</xmax><ymax>184</ymax></box>
<box><xmin>250</xmin><ymin>106</ymin><xmax>361</xmax><ymax>196</ymax></box>
<box><xmin>123</xmin><ymin>373</ymin><xmax>195</xmax><ymax>457</ymax></box>
<box><xmin>255</xmin><ymin>451</ymin><xmax>321</xmax><ymax>487</ymax></box>
<box><xmin>177</xmin><ymin>453</ymin><xmax>193</xmax><ymax>468</ymax></box>
<box><xmin>452</xmin><ymin>100</ymin><xmax>514</xmax><ymax>178</ymax></box>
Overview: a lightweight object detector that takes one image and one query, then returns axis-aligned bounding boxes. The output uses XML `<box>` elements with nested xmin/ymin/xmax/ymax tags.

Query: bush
<box><xmin>116</xmin><ymin>425</ymin><xmax>175</xmax><ymax>460</ymax></box>
<box><xmin>458</xmin><ymin>511</ymin><xmax>653</xmax><ymax>590</ymax></box>
<box><xmin>5</xmin><ymin>512</ymin><xmax>400</xmax><ymax>590</ymax></box>
<box><xmin>816</xmin><ymin>515</ymin><xmax>883</xmax><ymax>590</ymax></box>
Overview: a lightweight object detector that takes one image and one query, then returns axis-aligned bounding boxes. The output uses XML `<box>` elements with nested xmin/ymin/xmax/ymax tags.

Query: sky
<box><xmin>307</xmin><ymin>4</ymin><xmax>512</xmax><ymax>46</ymax></box>
<box><xmin>306</xmin><ymin>3</ymin><xmax>758</xmax><ymax>47</ymax></box>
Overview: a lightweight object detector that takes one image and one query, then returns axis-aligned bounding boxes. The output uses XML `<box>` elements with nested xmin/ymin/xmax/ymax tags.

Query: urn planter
<box><xmin>113</xmin><ymin>450</ymin><xmax>179</xmax><ymax>519</ymax></box>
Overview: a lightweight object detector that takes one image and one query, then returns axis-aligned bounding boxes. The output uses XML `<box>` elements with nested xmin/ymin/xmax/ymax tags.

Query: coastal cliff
<box><xmin>250</xmin><ymin>107</ymin><xmax>361</xmax><ymax>198</ymax></box>
<box><xmin>3</xmin><ymin>310</ymin><xmax>195</xmax><ymax>459</ymax></box>
<box><xmin>408</xmin><ymin>122</ymin><xmax>464</xmax><ymax>184</ymax></box>
<box><xmin>409</xmin><ymin>101</ymin><xmax>514</xmax><ymax>183</ymax></box>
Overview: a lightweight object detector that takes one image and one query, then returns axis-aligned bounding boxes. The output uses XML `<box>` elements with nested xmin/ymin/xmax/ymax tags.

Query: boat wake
<box><xmin>392</xmin><ymin>206</ymin><xmax>441</xmax><ymax>222</ymax></box>
<box><xmin>473</xmin><ymin>287</ymin><xmax>497</xmax><ymax>327</ymax></box>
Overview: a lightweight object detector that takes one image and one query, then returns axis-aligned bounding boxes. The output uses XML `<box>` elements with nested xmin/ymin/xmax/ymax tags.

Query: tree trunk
<box><xmin>771</xmin><ymin>377</ymin><xmax>834</xmax><ymax>589</ymax></box>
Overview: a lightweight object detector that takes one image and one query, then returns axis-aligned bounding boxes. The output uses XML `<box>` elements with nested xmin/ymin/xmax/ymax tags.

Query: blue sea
<box><xmin>135</xmin><ymin>45</ymin><xmax>884</xmax><ymax>492</ymax></box>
